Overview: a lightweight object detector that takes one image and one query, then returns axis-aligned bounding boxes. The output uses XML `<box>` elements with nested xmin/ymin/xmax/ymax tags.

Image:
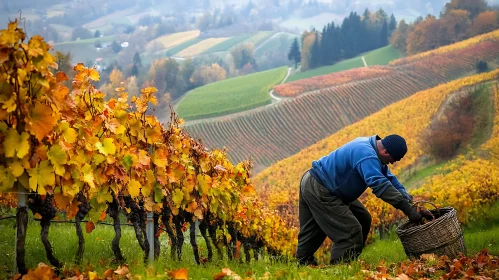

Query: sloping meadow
<box><xmin>183</xmin><ymin>30</ymin><xmax>499</xmax><ymax>171</ymax></box>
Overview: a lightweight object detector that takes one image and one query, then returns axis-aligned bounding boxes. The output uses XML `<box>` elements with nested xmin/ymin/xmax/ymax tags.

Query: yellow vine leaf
<box><xmin>63</xmin><ymin>182</ymin><xmax>80</xmax><ymax>199</ymax></box>
<box><xmin>9</xmin><ymin>160</ymin><xmax>24</xmax><ymax>177</ymax></box>
<box><xmin>96</xmin><ymin>190</ymin><xmax>112</xmax><ymax>204</ymax></box>
<box><xmin>26</xmin><ymin>102</ymin><xmax>57</xmax><ymax>141</ymax></box>
<box><xmin>89</xmin><ymin>68</ymin><xmax>100</xmax><ymax>81</ymax></box>
<box><xmin>172</xmin><ymin>188</ymin><xmax>184</xmax><ymax>208</ymax></box>
<box><xmin>129</xmin><ymin>179</ymin><xmax>141</xmax><ymax>198</ymax></box>
<box><xmin>47</xmin><ymin>144</ymin><xmax>67</xmax><ymax>176</ymax></box>
<box><xmin>197</xmin><ymin>174</ymin><xmax>212</xmax><ymax>195</ymax></box>
<box><xmin>28</xmin><ymin>160</ymin><xmax>55</xmax><ymax>193</ymax></box>
<box><xmin>3</xmin><ymin>128</ymin><xmax>30</xmax><ymax>158</ymax></box>
<box><xmin>0</xmin><ymin>166</ymin><xmax>15</xmax><ymax>191</ymax></box>
<box><xmin>53</xmin><ymin>192</ymin><xmax>71</xmax><ymax>210</ymax></box>
<box><xmin>81</xmin><ymin>163</ymin><xmax>95</xmax><ymax>189</ymax></box>
<box><xmin>95</xmin><ymin>138</ymin><xmax>116</xmax><ymax>156</ymax></box>
<box><xmin>58</xmin><ymin>121</ymin><xmax>77</xmax><ymax>144</ymax></box>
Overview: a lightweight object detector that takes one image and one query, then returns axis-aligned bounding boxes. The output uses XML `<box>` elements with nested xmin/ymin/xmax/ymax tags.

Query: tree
<box><xmin>71</xmin><ymin>26</ymin><xmax>93</xmax><ymax>40</ymax></box>
<box><xmin>300</xmin><ymin>32</ymin><xmax>316</xmax><ymax>71</ymax></box>
<box><xmin>406</xmin><ymin>15</ymin><xmax>441</xmax><ymax>55</ymax></box>
<box><xmin>439</xmin><ymin>9</ymin><xmax>471</xmax><ymax>44</ymax></box>
<box><xmin>380</xmin><ymin>19</ymin><xmax>389</xmax><ymax>46</ymax></box>
<box><xmin>198</xmin><ymin>12</ymin><xmax>213</xmax><ymax>32</ymax></box>
<box><xmin>388</xmin><ymin>14</ymin><xmax>397</xmax><ymax>35</ymax></box>
<box><xmin>124</xmin><ymin>25</ymin><xmax>134</xmax><ymax>34</ymax></box>
<box><xmin>133</xmin><ymin>52</ymin><xmax>142</xmax><ymax>68</ymax></box>
<box><xmin>94</xmin><ymin>30</ymin><xmax>101</xmax><ymax>38</ymax></box>
<box><xmin>190</xmin><ymin>63</ymin><xmax>227</xmax><ymax>87</ymax></box>
<box><xmin>443</xmin><ymin>0</ymin><xmax>488</xmax><ymax>19</ymax></box>
<box><xmin>111</xmin><ymin>41</ymin><xmax>122</xmax><ymax>53</ymax></box>
<box><xmin>130</xmin><ymin>64</ymin><xmax>139</xmax><ymax>77</ymax></box>
<box><xmin>390</xmin><ymin>20</ymin><xmax>410</xmax><ymax>53</ymax></box>
<box><xmin>309</xmin><ymin>31</ymin><xmax>321</xmax><ymax>69</ymax></box>
<box><xmin>420</xmin><ymin>92</ymin><xmax>475</xmax><ymax>159</ymax></box>
<box><xmin>476</xmin><ymin>60</ymin><xmax>488</xmax><ymax>73</ymax></box>
<box><xmin>470</xmin><ymin>11</ymin><xmax>499</xmax><ymax>36</ymax></box>
<box><xmin>126</xmin><ymin>76</ymin><xmax>140</xmax><ymax>98</ymax></box>
<box><xmin>181</xmin><ymin>59</ymin><xmax>195</xmax><ymax>92</ymax></box>
<box><xmin>288</xmin><ymin>37</ymin><xmax>301</xmax><ymax>68</ymax></box>
<box><xmin>230</xmin><ymin>43</ymin><xmax>256</xmax><ymax>69</ymax></box>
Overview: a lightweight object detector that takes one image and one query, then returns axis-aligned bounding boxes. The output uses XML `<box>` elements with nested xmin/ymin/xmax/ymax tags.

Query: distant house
<box><xmin>121</xmin><ymin>42</ymin><xmax>129</xmax><ymax>48</ymax></box>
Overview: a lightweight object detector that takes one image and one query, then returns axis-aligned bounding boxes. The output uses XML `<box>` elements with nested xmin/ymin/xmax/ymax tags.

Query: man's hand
<box><xmin>405</xmin><ymin>194</ymin><xmax>414</xmax><ymax>204</ymax></box>
<box><xmin>419</xmin><ymin>209</ymin><xmax>434</xmax><ymax>221</ymax></box>
<box><xmin>407</xmin><ymin>206</ymin><xmax>422</xmax><ymax>223</ymax></box>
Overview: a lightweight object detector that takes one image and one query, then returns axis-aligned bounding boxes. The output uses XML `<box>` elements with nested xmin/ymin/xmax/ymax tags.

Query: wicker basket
<box><xmin>396</xmin><ymin>202</ymin><xmax>466</xmax><ymax>259</ymax></box>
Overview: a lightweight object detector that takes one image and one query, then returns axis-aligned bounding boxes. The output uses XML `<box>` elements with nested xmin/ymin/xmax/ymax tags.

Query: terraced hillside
<box><xmin>182</xmin><ymin>31</ymin><xmax>499</xmax><ymax>172</ymax></box>
<box><xmin>253</xmin><ymin>70</ymin><xmax>499</xmax><ymax>209</ymax></box>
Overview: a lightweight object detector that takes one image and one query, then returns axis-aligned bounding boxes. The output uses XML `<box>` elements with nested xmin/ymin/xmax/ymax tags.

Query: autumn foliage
<box><xmin>420</xmin><ymin>91</ymin><xmax>475</xmax><ymax>159</ymax></box>
<box><xmin>273</xmin><ymin>66</ymin><xmax>392</xmax><ymax>97</ymax></box>
<box><xmin>0</xmin><ymin>19</ymin><xmax>297</xmax><ymax>271</ymax></box>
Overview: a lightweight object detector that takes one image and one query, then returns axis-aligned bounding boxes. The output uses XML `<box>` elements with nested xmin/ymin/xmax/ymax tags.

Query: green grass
<box><xmin>176</xmin><ymin>67</ymin><xmax>288</xmax><ymax>121</ymax></box>
<box><xmin>1</xmin><ymin>205</ymin><xmax>498</xmax><ymax>279</ymax></box>
<box><xmin>244</xmin><ymin>31</ymin><xmax>275</xmax><ymax>46</ymax></box>
<box><xmin>203</xmin><ymin>34</ymin><xmax>252</xmax><ymax>53</ymax></box>
<box><xmin>288</xmin><ymin>45</ymin><xmax>402</xmax><ymax>82</ymax></box>
<box><xmin>470</xmin><ymin>83</ymin><xmax>495</xmax><ymax>148</ymax></box>
<box><xmin>363</xmin><ymin>45</ymin><xmax>402</xmax><ymax>65</ymax></box>
<box><xmin>400</xmin><ymin>161</ymin><xmax>447</xmax><ymax>190</ymax></box>
<box><xmin>255</xmin><ymin>33</ymin><xmax>298</xmax><ymax>56</ymax></box>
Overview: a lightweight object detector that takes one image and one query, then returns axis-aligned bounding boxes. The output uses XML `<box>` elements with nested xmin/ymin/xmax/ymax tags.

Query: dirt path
<box><xmin>362</xmin><ymin>56</ymin><xmax>368</xmax><ymax>67</ymax></box>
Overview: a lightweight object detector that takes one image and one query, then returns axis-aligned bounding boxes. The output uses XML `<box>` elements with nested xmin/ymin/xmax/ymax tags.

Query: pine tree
<box><xmin>133</xmin><ymin>52</ymin><xmax>142</xmax><ymax>68</ymax></box>
<box><xmin>380</xmin><ymin>19</ymin><xmax>389</xmax><ymax>47</ymax></box>
<box><xmin>319</xmin><ymin>25</ymin><xmax>329</xmax><ymax>66</ymax></box>
<box><xmin>309</xmin><ymin>32</ymin><xmax>321</xmax><ymax>69</ymax></box>
<box><xmin>389</xmin><ymin>14</ymin><xmax>397</xmax><ymax>35</ymax></box>
<box><xmin>288</xmin><ymin>37</ymin><xmax>301</xmax><ymax>68</ymax></box>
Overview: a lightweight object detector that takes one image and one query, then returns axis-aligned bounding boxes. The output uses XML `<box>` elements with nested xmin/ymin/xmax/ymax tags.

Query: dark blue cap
<box><xmin>381</xmin><ymin>134</ymin><xmax>407</xmax><ymax>161</ymax></box>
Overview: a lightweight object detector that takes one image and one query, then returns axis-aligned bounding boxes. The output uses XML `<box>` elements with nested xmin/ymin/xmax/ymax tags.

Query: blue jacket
<box><xmin>309</xmin><ymin>135</ymin><xmax>410</xmax><ymax>203</ymax></box>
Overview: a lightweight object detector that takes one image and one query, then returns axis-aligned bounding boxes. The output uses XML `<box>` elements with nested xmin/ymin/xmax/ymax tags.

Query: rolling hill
<box><xmin>287</xmin><ymin>45</ymin><xmax>402</xmax><ymax>82</ymax></box>
<box><xmin>182</xmin><ymin>30</ymin><xmax>499</xmax><ymax>173</ymax></box>
<box><xmin>176</xmin><ymin>67</ymin><xmax>288</xmax><ymax>121</ymax></box>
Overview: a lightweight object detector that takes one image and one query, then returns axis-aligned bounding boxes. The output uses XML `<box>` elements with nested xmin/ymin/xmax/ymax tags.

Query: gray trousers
<box><xmin>296</xmin><ymin>170</ymin><xmax>372</xmax><ymax>265</ymax></box>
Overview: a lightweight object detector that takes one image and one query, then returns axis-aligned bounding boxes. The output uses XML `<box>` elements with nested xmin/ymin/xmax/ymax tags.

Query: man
<box><xmin>296</xmin><ymin>134</ymin><xmax>429</xmax><ymax>265</ymax></box>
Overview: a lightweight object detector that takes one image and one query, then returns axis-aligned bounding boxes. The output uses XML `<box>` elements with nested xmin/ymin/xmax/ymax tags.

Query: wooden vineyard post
<box><xmin>15</xmin><ymin>183</ymin><xmax>28</xmax><ymax>274</ymax></box>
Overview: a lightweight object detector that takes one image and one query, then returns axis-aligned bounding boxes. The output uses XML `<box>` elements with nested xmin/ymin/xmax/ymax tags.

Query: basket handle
<box><xmin>412</xmin><ymin>200</ymin><xmax>440</xmax><ymax>219</ymax></box>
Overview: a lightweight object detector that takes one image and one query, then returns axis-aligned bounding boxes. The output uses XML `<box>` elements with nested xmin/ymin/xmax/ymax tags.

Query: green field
<box><xmin>176</xmin><ymin>67</ymin><xmax>288</xmax><ymax>121</ymax></box>
<box><xmin>288</xmin><ymin>45</ymin><xmax>402</xmax><ymax>82</ymax></box>
<box><xmin>244</xmin><ymin>31</ymin><xmax>275</xmax><ymax>46</ymax></box>
<box><xmin>364</xmin><ymin>45</ymin><xmax>403</xmax><ymax>65</ymax></box>
<box><xmin>255</xmin><ymin>33</ymin><xmax>299</xmax><ymax>56</ymax></box>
